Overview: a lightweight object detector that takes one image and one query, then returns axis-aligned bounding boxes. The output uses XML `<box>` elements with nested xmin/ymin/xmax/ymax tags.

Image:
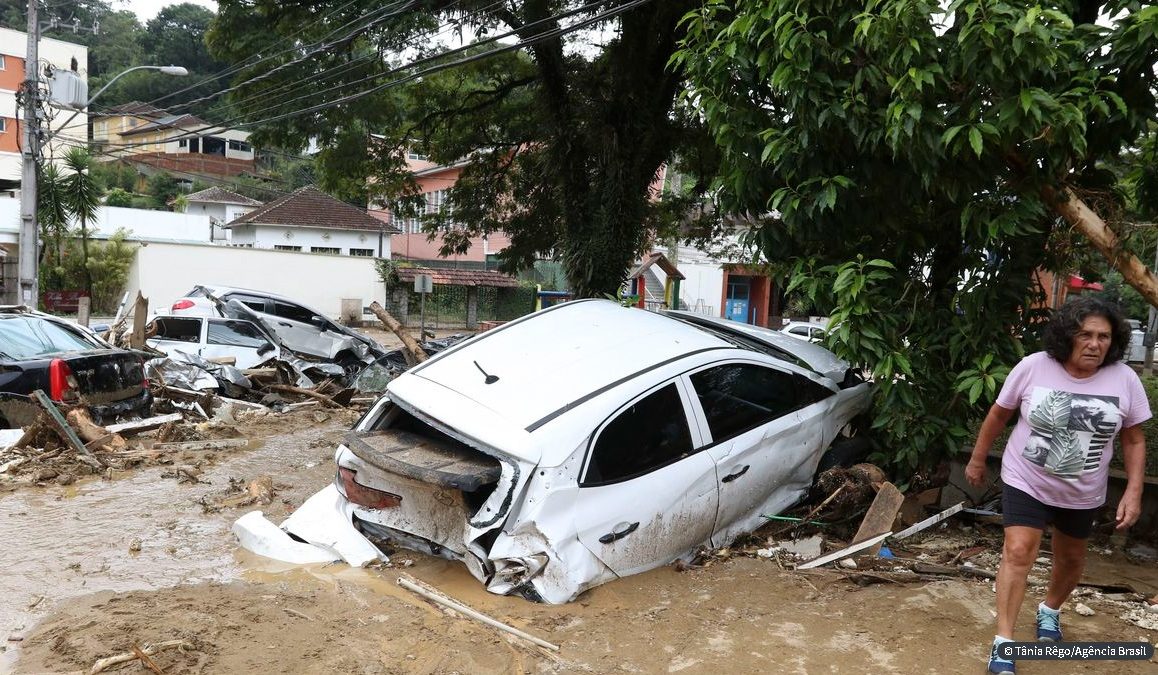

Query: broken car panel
<box><xmin>237</xmin><ymin>299</ymin><xmax>874</xmax><ymax>603</ymax></box>
<box><xmin>147</xmin><ymin>316</ymin><xmax>280</xmax><ymax>370</ymax></box>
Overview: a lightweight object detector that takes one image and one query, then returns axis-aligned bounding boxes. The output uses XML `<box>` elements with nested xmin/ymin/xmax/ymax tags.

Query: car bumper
<box><xmin>90</xmin><ymin>389</ymin><xmax>153</xmax><ymax>424</ymax></box>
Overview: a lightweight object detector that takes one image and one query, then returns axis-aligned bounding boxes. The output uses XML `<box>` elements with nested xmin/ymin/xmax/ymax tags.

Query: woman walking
<box><xmin>965</xmin><ymin>296</ymin><xmax>1149</xmax><ymax>674</ymax></box>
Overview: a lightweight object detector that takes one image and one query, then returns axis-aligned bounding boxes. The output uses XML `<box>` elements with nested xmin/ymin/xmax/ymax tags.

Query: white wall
<box><xmin>124</xmin><ymin>241</ymin><xmax>387</xmax><ymax>319</ymax></box>
<box><xmin>0</xmin><ymin>197</ymin><xmax>215</xmax><ymax>244</ymax></box>
<box><xmin>231</xmin><ymin>223</ymin><xmax>389</xmax><ymax>257</ymax></box>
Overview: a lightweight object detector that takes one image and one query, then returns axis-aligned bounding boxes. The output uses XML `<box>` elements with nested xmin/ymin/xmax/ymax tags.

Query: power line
<box><xmin>89</xmin><ymin>0</ymin><xmax>651</xmax><ymax>152</ymax></box>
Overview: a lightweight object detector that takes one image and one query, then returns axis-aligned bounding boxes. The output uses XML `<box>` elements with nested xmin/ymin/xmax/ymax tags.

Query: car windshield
<box><xmin>0</xmin><ymin>316</ymin><xmax>102</xmax><ymax>358</ymax></box>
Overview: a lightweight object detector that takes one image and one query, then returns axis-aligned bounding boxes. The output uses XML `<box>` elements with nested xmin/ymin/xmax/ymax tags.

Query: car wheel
<box><xmin>816</xmin><ymin>436</ymin><xmax>873</xmax><ymax>474</ymax></box>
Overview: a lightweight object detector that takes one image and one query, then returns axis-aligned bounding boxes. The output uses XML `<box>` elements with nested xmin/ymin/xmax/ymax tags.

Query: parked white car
<box><xmin>780</xmin><ymin>320</ymin><xmax>828</xmax><ymax>343</ymax></box>
<box><xmin>235</xmin><ymin>300</ymin><xmax>873</xmax><ymax>603</ymax></box>
<box><xmin>170</xmin><ymin>285</ymin><xmax>385</xmax><ymax>369</ymax></box>
<box><xmin>146</xmin><ymin>315</ymin><xmax>280</xmax><ymax>370</ymax></box>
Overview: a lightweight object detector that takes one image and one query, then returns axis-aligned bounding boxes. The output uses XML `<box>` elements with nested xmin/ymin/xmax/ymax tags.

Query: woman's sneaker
<box><xmin>1036</xmin><ymin>606</ymin><xmax>1062</xmax><ymax>641</ymax></box>
<box><xmin>988</xmin><ymin>642</ymin><xmax>1015</xmax><ymax>673</ymax></box>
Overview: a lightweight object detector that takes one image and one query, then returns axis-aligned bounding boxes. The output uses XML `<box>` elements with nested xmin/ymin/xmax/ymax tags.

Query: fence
<box><xmin>383</xmin><ymin>284</ymin><xmax>537</xmax><ymax>329</ymax></box>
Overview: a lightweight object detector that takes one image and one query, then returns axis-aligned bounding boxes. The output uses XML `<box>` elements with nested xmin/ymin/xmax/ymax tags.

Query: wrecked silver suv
<box><xmin>236</xmin><ymin>299</ymin><xmax>873</xmax><ymax>603</ymax></box>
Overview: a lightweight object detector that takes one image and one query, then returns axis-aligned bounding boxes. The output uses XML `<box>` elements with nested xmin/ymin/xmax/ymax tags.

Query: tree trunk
<box><xmin>1042</xmin><ymin>185</ymin><xmax>1158</xmax><ymax>307</ymax></box>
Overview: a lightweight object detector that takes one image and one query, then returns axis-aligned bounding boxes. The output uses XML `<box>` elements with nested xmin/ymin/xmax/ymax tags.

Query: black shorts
<box><xmin>1002</xmin><ymin>484</ymin><xmax>1099</xmax><ymax>539</ymax></box>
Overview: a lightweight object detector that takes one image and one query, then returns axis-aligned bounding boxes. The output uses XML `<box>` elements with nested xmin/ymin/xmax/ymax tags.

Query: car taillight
<box><xmin>338</xmin><ymin>467</ymin><xmax>402</xmax><ymax>509</ymax></box>
<box><xmin>49</xmin><ymin>358</ymin><xmax>78</xmax><ymax>402</ymax></box>
<box><xmin>171</xmin><ymin>299</ymin><xmax>195</xmax><ymax>311</ymax></box>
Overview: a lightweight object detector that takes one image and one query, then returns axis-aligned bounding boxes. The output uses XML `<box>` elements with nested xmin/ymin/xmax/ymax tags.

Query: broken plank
<box><xmin>129</xmin><ymin>291</ymin><xmax>149</xmax><ymax>350</ymax></box>
<box><xmin>910</xmin><ymin>561</ymin><xmax>996</xmax><ymax>579</ymax></box>
<box><xmin>850</xmin><ymin>481</ymin><xmax>904</xmax><ymax>556</ymax></box>
<box><xmin>890</xmin><ymin>501</ymin><xmax>965</xmax><ymax>541</ymax></box>
<box><xmin>797</xmin><ymin>532</ymin><xmax>891</xmax><ymax>570</ymax></box>
<box><xmin>397</xmin><ymin>577</ymin><xmax>558</xmax><ymax>651</ymax></box>
<box><xmin>105</xmin><ymin>413</ymin><xmax>184</xmax><ymax>435</ymax></box>
<box><xmin>215</xmin><ymin>397</ymin><xmax>269</xmax><ymax>411</ymax></box>
<box><xmin>267</xmin><ymin>384</ymin><xmax>342</xmax><ymax>408</ymax></box>
<box><xmin>30</xmin><ymin>390</ymin><xmax>104</xmax><ymax>469</ymax></box>
<box><xmin>149</xmin><ymin>438</ymin><xmax>249</xmax><ymax>452</ymax></box>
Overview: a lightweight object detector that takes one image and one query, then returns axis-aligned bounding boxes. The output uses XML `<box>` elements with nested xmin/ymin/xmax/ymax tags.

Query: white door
<box><xmin>685</xmin><ymin>361</ymin><xmax>833</xmax><ymax>546</ymax></box>
<box><xmin>200</xmin><ymin>318</ymin><xmax>279</xmax><ymax>369</ymax></box>
<box><xmin>264</xmin><ymin>300</ymin><xmax>347</xmax><ymax>359</ymax></box>
<box><xmin>573</xmin><ymin>381</ymin><xmax>718</xmax><ymax>577</ymax></box>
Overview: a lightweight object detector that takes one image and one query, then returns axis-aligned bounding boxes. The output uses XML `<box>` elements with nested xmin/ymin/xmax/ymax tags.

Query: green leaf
<box><xmin>968</xmin><ymin>127</ymin><xmax>983</xmax><ymax>157</ymax></box>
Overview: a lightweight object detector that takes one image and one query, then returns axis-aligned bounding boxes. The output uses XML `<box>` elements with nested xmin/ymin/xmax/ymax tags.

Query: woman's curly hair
<box><xmin>1042</xmin><ymin>296</ymin><xmax>1131</xmax><ymax>366</ymax></box>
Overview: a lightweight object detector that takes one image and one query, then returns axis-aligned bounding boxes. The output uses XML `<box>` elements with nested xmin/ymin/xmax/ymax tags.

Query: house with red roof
<box><xmin>224</xmin><ymin>185</ymin><xmax>401</xmax><ymax>257</ymax></box>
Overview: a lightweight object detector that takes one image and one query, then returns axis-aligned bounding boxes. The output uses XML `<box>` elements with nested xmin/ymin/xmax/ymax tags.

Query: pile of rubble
<box><xmin>0</xmin><ymin>299</ymin><xmax>469</xmax><ymax>487</ymax></box>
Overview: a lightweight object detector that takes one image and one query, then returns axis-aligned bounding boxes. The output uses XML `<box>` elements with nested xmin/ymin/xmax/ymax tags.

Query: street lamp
<box><xmin>18</xmin><ymin>56</ymin><xmax>187</xmax><ymax>308</ymax></box>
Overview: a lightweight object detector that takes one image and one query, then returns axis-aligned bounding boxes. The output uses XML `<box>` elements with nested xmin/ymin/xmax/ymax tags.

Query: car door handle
<box><xmin>721</xmin><ymin>465</ymin><xmax>750</xmax><ymax>483</ymax></box>
<box><xmin>598</xmin><ymin>521</ymin><xmax>640</xmax><ymax>544</ymax></box>
<box><xmin>277</xmin><ymin>322</ymin><xmax>292</xmax><ymax>327</ymax></box>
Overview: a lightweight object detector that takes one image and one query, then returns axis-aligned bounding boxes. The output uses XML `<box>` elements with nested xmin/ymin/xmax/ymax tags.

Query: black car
<box><xmin>0</xmin><ymin>310</ymin><xmax>152</xmax><ymax>428</ymax></box>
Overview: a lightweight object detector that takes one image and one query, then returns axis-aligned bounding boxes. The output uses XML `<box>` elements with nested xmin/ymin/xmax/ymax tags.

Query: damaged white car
<box><xmin>237</xmin><ymin>299</ymin><xmax>873</xmax><ymax>603</ymax></box>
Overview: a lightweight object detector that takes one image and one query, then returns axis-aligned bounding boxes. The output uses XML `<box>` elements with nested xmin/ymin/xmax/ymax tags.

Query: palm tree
<box><xmin>62</xmin><ymin>148</ymin><xmax>101</xmax><ymax>296</ymax></box>
<box><xmin>36</xmin><ymin>162</ymin><xmax>71</xmax><ymax>291</ymax></box>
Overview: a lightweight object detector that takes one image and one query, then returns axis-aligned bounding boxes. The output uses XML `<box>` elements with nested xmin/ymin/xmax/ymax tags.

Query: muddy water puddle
<box><xmin>0</xmin><ymin>422</ymin><xmax>343</xmax><ymax>643</ymax></box>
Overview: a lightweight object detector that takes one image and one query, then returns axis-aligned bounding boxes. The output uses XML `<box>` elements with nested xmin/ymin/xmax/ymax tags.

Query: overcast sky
<box><xmin>115</xmin><ymin>0</ymin><xmax>218</xmax><ymax>23</ymax></box>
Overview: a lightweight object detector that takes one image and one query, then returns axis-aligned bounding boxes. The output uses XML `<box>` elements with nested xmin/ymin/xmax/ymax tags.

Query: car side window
<box><xmin>207</xmin><ymin>319</ymin><xmax>271</xmax><ymax>349</ymax></box>
<box><xmin>153</xmin><ymin>317</ymin><xmax>202</xmax><ymax>343</ymax></box>
<box><xmin>272</xmin><ymin>301</ymin><xmax>316</xmax><ymax>324</ymax></box>
<box><xmin>789</xmin><ymin>326</ymin><xmax>808</xmax><ymax>336</ymax></box>
<box><xmin>690</xmin><ymin>363</ymin><xmax>821</xmax><ymax>443</ymax></box>
<box><xmin>224</xmin><ymin>293</ymin><xmax>267</xmax><ymax>312</ymax></box>
<box><xmin>811</xmin><ymin>328</ymin><xmax>826</xmax><ymax>340</ymax></box>
<box><xmin>582</xmin><ymin>383</ymin><xmax>694</xmax><ymax>486</ymax></box>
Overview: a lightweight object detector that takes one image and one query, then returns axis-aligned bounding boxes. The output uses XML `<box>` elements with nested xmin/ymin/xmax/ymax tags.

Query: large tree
<box><xmin>207</xmin><ymin>0</ymin><xmax>709</xmax><ymax>296</ymax></box>
<box><xmin>675</xmin><ymin>1</ymin><xmax>1158</xmax><ymax>471</ymax></box>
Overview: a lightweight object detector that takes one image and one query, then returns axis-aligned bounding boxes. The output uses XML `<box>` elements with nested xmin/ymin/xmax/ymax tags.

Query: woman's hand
<box><xmin>965</xmin><ymin>458</ymin><xmax>987</xmax><ymax>488</ymax></box>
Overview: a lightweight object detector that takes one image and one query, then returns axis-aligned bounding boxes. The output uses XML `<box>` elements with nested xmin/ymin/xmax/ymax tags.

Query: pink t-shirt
<box><xmin>996</xmin><ymin>351</ymin><xmax>1151</xmax><ymax>508</ymax></box>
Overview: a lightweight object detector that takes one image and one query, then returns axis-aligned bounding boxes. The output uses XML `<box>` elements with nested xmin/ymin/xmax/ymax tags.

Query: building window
<box><xmin>310</xmin><ymin>246</ymin><xmax>340</xmax><ymax>255</ymax></box>
<box><xmin>349</xmin><ymin>248</ymin><xmax>374</xmax><ymax>257</ymax></box>
<box><xmin>407</xmin><ymin>151</ymin><xmax>428</xmax><ymax>160</ymax></box>
<box><xmin>0</xmin><ymin>118</ymin><xmax>6</xmax><ymax>133</ymax></box>
<box><xmin>0</xmin><ymin>55</ymin><xmax>6</xmax><ymax>70</ymax></box>
<box><xmin>178</xmin><ymin>139</ymin><xmax>187</xmax><ymax>148</ymax></box>
<box><xmin>228</xmin><ymin>139</ymin><xmax>252</xmax><ymax>152</ymax></box>
<box><xmin>273</xmin><ymin>245</ymin><xmax>301</xmax><ymax>251</ymax></box>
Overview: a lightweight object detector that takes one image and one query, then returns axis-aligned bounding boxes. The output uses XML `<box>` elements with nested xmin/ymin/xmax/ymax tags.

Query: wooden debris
<box><xmin>105</xmin><ymin>413</ymin><xmax>184</xmax><ymax>435</ymax></box>
<box><xmin>850</xmin><ymin>481</ymin><xmax>904</xmax><ymax>556</ymax></box>
<box><xmin>31</xmin><ymin>391</ymin><xmax>103</xmax><ymax>470</ymax></box>
<box><xmin>129</xmin><ymin>291</ymin><xmax>149</xmax><ymax>349</ymax></box>
<box><xmin>910</xmin><ymin>561</ymin><xmax>996</xmax><ymax>580</ymax></box>
<box><xmin>130</xmin><ymin>644</ymin><xmax>163</xmax><ymax>675</ymax></box>
<box><xmin>88</xmin><ymin>639</ymin><xmax>193</xmax><ymax>674</ymax></box>
<box><xmin>369</xmin><ymin>301</ymin><xmax>428</xmax><ymax>366</ymax></box>
<box><xmin>283</xmin><ymin>608</ymin><xmax>315</xmax><ymax>621</ymax></box>
<box><xmin>797</xmin><ymin>532</ymin><xmax>891</xmax><ymax>570</ymax></box>
<box><xmin>150</xmin><ymin>438</ymin><xmax>248</xmax><ymax>452</ymax></box>
<box><xmin>397</xmin><ymin>576</ymin><xmax>559</xmax><ymax>651</ymax></box>
<box><xmin>267</xmin><ymin>384</ymin><xmax>343</xmax><ymax>408</ymax></box>
<box><xmin>65</xmin><ymin>409</ymin><xmax>127</xmax><ymax>454</ymax></box>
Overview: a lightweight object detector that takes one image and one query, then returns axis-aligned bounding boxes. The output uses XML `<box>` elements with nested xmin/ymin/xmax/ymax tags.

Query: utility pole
<box><xmin>18</xmin><ymin>0</ymin><xmax>39</xmax><ymax>307</ymax></box>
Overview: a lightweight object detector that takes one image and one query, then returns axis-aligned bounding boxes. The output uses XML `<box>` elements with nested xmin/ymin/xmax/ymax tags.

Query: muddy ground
<box><xmin>2</xmin><ymin>327</ymin><xmax>1157</xmax><ymax>673</ymax></box>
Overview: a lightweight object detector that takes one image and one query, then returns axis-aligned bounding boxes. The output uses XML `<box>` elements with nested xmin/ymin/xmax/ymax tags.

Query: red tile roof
<box><xmin>185</xmin><ymin>186</ymin><xmax>263</xmax><ymax>206</ymax></box>
<box><xmin>394</xmin><ymin>266</ymin><xmax>520</xmax><ymax>288</ymax></box>
<box><xmin>225</xmin><ymin>185</ymin><xmax>401</xmax><ymax>232</ymax></box>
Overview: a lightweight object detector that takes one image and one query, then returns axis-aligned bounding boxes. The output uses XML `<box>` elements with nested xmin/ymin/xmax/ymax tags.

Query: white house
<box><xmin>225</xmin><ymin>185</ymin><xmax>400</xmax><ymax>257</ymax></box>
<box><xmin>181</xmin><ymin>186</ymin><xmax>262</xmax><ymax>243</ymax></box>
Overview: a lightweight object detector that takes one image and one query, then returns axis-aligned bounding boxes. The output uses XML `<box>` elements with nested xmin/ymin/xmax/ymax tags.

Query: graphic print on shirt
<box><xmin>1023</xmin><ymin>387</ymin><xmax>1121</xmax><ymax>479</ymax></box>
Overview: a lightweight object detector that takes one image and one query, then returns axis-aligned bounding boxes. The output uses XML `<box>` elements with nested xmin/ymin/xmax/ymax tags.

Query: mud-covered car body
<box><xmin>311</xmin><ymin>300</ymin><xmax>873</xmax><ymax>602</ymax></box>
<box><xmin>0</xmin><ymin>307</ymin><xmax>151</xmax><ymax>428</ymax></box>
